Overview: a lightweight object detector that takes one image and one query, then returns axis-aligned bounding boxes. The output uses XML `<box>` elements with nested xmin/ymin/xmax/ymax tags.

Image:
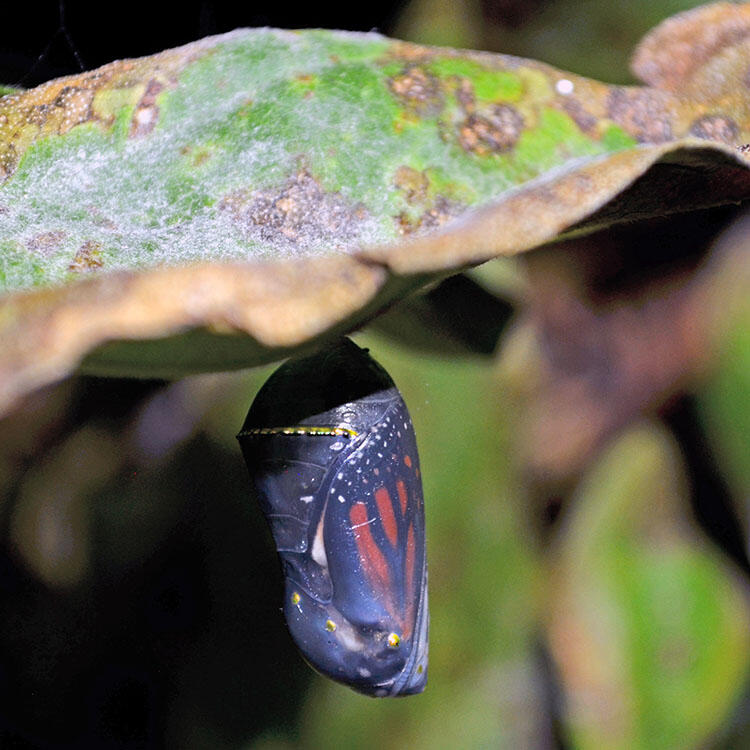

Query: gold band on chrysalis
<box><xmin>237</xmin><ymin>426</ymin><xmax>358</xmax><ymax>438</ymax></box>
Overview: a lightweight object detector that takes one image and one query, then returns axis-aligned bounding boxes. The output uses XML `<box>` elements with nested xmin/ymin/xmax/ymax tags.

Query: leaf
<box><xmin>698</xmin><ymin>317</ymin><xmax>750</xmax><ymax>500</ymax></box>
<box><xmin>546</xmin><ymin>423</ymin><xmax>750</xmax><ymax>750</ymax></box>
<box><xmin>1</xmin><ymin>8</ymin><xmax>750</xmax><ymax>416</ymax></box>
<box><xmin>371</xmin><ymin>272</ymin><xmax>515</xmax><ymax>355</ymax></box>
<box><xmin>695</xmin><ymin>212</ymin><xmax>750</xmax><ymax>515</ymax></box>
<box><xmin>502</xmin><ymin>203</ymin><xmax>749</xmax><ymax>481</ymax></box>
<box><xmin>631</xmin><ymin>1</ymin><xmax>750</xmax><ymax>93</ymax></box>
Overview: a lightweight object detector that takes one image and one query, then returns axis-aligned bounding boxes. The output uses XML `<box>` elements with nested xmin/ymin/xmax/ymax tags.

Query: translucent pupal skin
<box><xmin>237</xmin><ymin>339</ymin><xmax>428</xmax><ymax>696</ymax></box>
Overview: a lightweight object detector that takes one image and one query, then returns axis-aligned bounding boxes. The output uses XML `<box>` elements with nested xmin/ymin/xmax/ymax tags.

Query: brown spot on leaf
<box><xmin>561</xmin><ymin>98</ymin><xmax>597</xmax><ymax>134</ymax></box>
<box><xmin>392</xmin><ymin>165</ymin><xmax>464</xmax><ymax>235</ymax></box>
<box><xmin>51</xmin><ymin>86</ymin><xmax>95</xmax><ymax>134</ymax></box>
<box><xmin>607</xmin><ymin>89</ymin><xmax>672</xmax><ymax>143</ymax></box>
<box><xmin>393</xmin><ymin>166</ymin><xmax>429</xmax><ymax>205</ymax></box>
<box><xmin>130</xmin><ymin>79</ymin><xmax>164</xmax><ymax>137</ymax></box>
<box><xmin>389</xmin><ymin>67</ymin><xmax>443</xmax><ymax>117</ymax></box>
<box><xmin>26</xmin><ymin>231</ymin><xmax>66</xmax><ymax>256</ymax></box>
<box><xmin>455</xmin><ymin>78</ymin><xmax>475</xmax><ymax>113</ymax></box>
<box><xmin>0</xmin><ymin>143</ymin><xmax>18</xmax><ymax>181</ymax></box>
<box><xmin>87</xmin><ymin>206</ymin><xmax>118</xmax><ymax>230</ymax></box>
<box><xmin>68</xmin><ymin>241</ymin><xmax>104</xmax><ymax>272</ymax></box>
<box><xmin>219</xmin><ymin>168</ymin><xmax>369</xmax><ymax>251</ymax></box>
<box><xmin>689</xmin><ymin>114</ymin><xmax>739</xmax><ymax>144</ymax></box>
<box><xmin>387</xmin><ymin>41</ymin><xmax>435</xmax><ymax>65</ymax></box>
<box><xmin>26</xmin><ymin>104</ymin><xmax>50</xmax><ymax>127</ymax></box>
<box><xmin>458</xmin><ymin>104</ymin><xmax>524</xmax><ymax>155</ymax></box>
<box><xmin>180</xmin><ymin>144</ymin><xmax>212</xmax><ymax>167</ymax></box>
<box><xmin>0</xmin><ymin>38</ymin><xmax>211</xmax><ymax>182</ymax></box>
<box><xmin>395</xmin><ymin>199</ymin><xmax>463</xmax><ymax>236</ymax></box>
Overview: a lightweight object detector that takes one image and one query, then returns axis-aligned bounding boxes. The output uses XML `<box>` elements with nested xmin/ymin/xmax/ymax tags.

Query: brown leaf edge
<box><xmin>632</xmin><ymin>1</ymin><xmax>750</xmax><ymax>92</ymax></box>
<box><xmin>0</xmin><ymin>139</ymin><xmax>746</xmax><ymax>421</ymax></box>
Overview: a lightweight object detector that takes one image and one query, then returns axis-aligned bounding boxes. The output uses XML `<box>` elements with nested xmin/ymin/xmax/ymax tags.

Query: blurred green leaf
<box><xmin>547</xmin><ymin>424</ymin><xmax>750</xmax><ymax>750</ymax></box>
<box><xmin>697</xmin><ymin>309</ymin><xmax>750</xmax><ymax>503</ymax></box>
<box><xmin>478</xmin><ymin>0</ymin><xmax>707</xmax><ymax>84</ymax></box>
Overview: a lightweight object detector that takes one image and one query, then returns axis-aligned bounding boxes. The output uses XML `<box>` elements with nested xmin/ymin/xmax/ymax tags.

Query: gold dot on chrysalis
<box><xmin>417</xmin><ymin>664</ymin><xmax>424</xmax><ymax>674</ymax></box>
<box><xmin>387</xmin><ymin>632</ymin><xmax>401</xmax><ymax>648</ymax></box>
<box><xmin>325</xmin><ymin>619</ymin><xmax>337</xmax><ymax>632</ymax></box>
<box><xmin>291</xmin><ymin>592</ymin><xmax>301</xmax><ymax>605</ymax></box>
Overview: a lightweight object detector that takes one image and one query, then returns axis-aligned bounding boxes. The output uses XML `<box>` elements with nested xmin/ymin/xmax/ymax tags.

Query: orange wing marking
<box><xmin>350</xmin><ymin>502</ymin><xmax>391</xmax><ymax>592</ymax></box>
<box><xmin>375</xmin><ymin>487</ymin><xmax>398</xmax><ymax>546</ymax></box>
<box><xmin>396</xmin><ymin>480</ymin><xmax>408</xmax><ymax>515</ymax></box>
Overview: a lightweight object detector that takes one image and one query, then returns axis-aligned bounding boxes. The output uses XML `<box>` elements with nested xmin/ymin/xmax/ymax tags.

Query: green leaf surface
<box><xmin>698</xmin><ymin>313</ymin><xmax>750</xmax><ymax>495</ymax></box>
<box><xmin>0</xmin><ymin>28</ymin><xmax>647</xmax><ymax>290</ymax></box>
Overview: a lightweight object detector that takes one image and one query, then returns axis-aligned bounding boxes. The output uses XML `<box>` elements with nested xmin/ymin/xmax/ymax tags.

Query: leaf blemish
<box><xmin>130</xmin><ymin>79</ymin><xmax>165</xmax><ymax>138</ymax></box>
<box><xmin>388</xmin><ymin>66</ymin><xmax>443</xmax><ymax>117</ymax></box>
<box><xmin>26</xmin><ymin>231</ymin><xmax>66</xmax><ymax>256</ymax></box>
<box><xmin>607</xmin><ymin>89</ymin><xmax>672</xmax><ymax>143</ymax></box>
<box><xmin>393</xmin><ymin>166</ymin><xmax>429</xmax><ymax>205</ymax></box>
<box><xmin>68</xmin><ymin>240</ymin><xmax>104</xmax><ymax>272</ymax></box>
<box><xmin>458</xmin><ymin>104</ymin><xmax>524</xmax><ymax>155</ymax></box>
<box><xmin>689</xmin><ymin>115</ymin><xmax>739</xmax><ymax>144</ymax></box>
<box><xmin>218</xmin><ymin>168</ymin><xmax>370</xmax><ymax>252</ymax></box>
<box><xmin>393</xmin><ymin>166</ymin><xmax>463</xmax><ymax>235</ymax></box>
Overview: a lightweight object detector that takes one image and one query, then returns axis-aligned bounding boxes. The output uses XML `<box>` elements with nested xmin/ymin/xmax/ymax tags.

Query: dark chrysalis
<box><xmin>237</xmin><ymin>338</ymin><xmax>428</xmax><ymax>697</ymax></box>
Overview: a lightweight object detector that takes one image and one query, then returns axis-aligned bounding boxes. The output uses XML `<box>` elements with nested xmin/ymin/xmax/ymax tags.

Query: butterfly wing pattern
<box><xmin>237</xmin><ymin>339</ymin><xmax>428</xmax><ymax>696</ymax></box>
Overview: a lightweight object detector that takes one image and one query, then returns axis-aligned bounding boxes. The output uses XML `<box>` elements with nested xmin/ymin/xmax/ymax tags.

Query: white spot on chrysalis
<box><xmin>351</xmin><ymin>516</ymin><xmax>375</xmax><ymax>529</ymax></box>
<box><xmin>556</xmin><ymin>78</ymin><xmax>574</xmax><ymax>95</ymax></box>
<box><xmin>311</xmin><ymin>517</ymin><xmax>327</xmax><ymax>567</ymax></box>
<box><xmin>300</xmin><ymin>495</ymin><xmax>313</xmax><ymax>504</ymax></box>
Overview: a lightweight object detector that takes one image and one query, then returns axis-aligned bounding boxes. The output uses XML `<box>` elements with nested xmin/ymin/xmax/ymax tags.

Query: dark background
<box><xmin>0</xmin><ymin>1</ymin><xmax>408</xmax><ymax>89</ymax></box>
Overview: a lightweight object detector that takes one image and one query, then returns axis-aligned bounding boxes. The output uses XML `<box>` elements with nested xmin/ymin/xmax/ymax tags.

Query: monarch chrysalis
<box><xmin>237</xmin><ymin>338</ymin><xmax>428</xmax><ymax>696</ymax></box>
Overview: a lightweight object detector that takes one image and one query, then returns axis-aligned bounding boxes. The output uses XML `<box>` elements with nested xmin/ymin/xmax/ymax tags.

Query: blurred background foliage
<box><xmin>1</xmin><ymin>0</ymin><xmax>749</xmax><ymax>748</ymax></box>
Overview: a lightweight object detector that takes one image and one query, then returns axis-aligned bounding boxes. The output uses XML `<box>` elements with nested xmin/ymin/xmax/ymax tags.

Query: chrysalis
<box><xmin>237</xmin><ymin>339</ymin><xmax>428</xmax><ymax>696</ymax></box>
